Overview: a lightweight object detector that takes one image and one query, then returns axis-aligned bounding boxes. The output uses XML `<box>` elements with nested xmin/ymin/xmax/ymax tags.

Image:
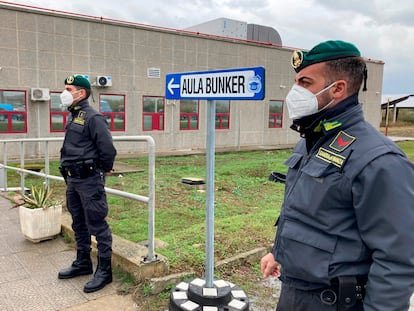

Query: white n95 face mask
<box><xmin>285</xmin><ymin>82</ymin><xmax>336</xmax><ymax>119</ymax></box>
<box><xmin>60</xmin><ymin>90</ymin><xmax>74</xmax><ymax>109</ymax></box>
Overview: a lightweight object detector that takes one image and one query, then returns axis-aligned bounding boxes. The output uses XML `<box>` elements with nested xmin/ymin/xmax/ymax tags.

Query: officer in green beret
<box><xmin>261</xmin><ymin>40</ymin><xmax>414</xmax><ymax>310</ymax></box>
<box><xmin>58</xmin><ymin>75</ymin><xmax>117</xmax><ymax>293</ymax></box>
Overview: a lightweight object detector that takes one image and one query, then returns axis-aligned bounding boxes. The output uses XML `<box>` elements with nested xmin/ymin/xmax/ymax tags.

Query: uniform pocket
<box><xmin>302</xmin><ymin>157</ymin><xmax>340</xmax><ymax>178</ymax></box>
<box><xmin>68</xmin><ymin>122</ymin><xmax>84</xmax><ymax>134</ymax></box>
<box><xmin>278</xmin><ymin>219</ymin><xmax>337</xmax><ymax>284</ymax></box>
<box><xmin>66</xmin><ymin>122</ymin><xmax>85</xmax><ymax>149</ymax></box>
<box><xmin>284</xmin><ymin>152</ymin><xmax>303</xmax><ymax>169</ymax></box>
<box><xmin>81</xmin><ymin>176</ymin><xmax>108</xmax><ymax>229</ymax></box>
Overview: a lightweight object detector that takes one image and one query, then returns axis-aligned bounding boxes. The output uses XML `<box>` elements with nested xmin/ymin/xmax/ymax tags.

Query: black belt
<box><xmin>60</xmin><ymin>159</ymin><xmax>99</xmax><ymax>179</ymax></box>
<box><xmin>318</xmin><ymin>275</ymin><xmax>367</xmax><ymax>310</ymax></box>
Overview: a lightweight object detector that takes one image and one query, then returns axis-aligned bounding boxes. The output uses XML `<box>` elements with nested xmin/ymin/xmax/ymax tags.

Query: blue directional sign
<box><xmin>165</xmin><ymin>66</ymin><xmax>265</xmax><ymax>100</ymax></box>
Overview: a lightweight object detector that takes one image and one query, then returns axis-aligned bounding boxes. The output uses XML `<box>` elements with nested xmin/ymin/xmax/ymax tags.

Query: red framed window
<box><xmin>180</xmin><ymin>99</ymin><xmax>199</xmax><ymax>130</ymax></box>
<box><xmin>0</xmin><ymin>90</ymin><xmax>27</xmax><ymax>133</ymax></box>
<box><xmin>269</xmin><ymin>100</ymin><xmax>283</xmax><ymax>128</ymax></box>
<box><xmin>99</xmin><ymin>94</ymin><xmax>126</xmax><ymax>131</ymax></box>
<box><xmin>143</xmin><ymin>96</ymin><xmax>164</xmax><ymax>131</ymax></box>
<box><xmin>215</xmin><ymin>100</ymin><xmax>230</xmax><ymax>129</ymax></box>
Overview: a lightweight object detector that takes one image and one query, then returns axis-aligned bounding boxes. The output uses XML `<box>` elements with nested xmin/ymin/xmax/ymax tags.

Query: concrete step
<box><xmin>61</xmin><ymin>212</ymin><xmax>169</xmax><ymax>281</ymax></box>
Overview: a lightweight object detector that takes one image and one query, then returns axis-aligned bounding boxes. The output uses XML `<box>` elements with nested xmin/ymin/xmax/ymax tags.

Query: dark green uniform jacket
<box><xmin>273</xmin><ymin>94</ymin><xmax>414</xmax><ymax>310</ymax></box>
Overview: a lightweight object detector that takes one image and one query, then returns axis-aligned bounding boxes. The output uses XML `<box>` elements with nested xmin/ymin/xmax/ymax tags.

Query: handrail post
<box><xmin>20</xmin><ymin>141</ymin><xmax>25</xmax><ymax>192</ymax></box>
<box><xmin>0</xmin><ymin>136</ymin><xmax>157</xmax><ymax>263</ymax></box>
<box><xmin>146</xmin><ymin>136</ymin><xmax>156</xmax><ymax>262</ymax></box>
<box><xmin>2</xmin><ymin>142</ymin><xmax>8</xmax><ymax>189</ymax></box>
<box><xmin>45</xmin><ymin>141</ymin><xmax>50</xmax><ymax>190</ymax></box>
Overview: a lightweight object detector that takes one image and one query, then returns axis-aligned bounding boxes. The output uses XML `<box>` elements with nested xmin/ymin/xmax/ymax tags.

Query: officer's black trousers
<box><xmin>276</xmin><ymin>283</ymin><xmax>364</xmax><ymax>311</ymax></box>
<box><xmin>66</xmin><ymin>172</ymin><xmax>112</xmax><ymax>259</ymax></box>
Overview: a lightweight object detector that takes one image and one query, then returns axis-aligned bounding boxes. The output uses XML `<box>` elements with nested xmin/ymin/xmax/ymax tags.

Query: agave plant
<box><xmin>22</xmin><ymin>185</ymin><xmax>55</xmax><ymax>209</ymax></box>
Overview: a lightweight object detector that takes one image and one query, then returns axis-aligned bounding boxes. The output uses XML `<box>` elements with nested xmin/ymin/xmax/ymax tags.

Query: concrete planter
<box><xmin>19</xmin><ymin>205</ymin><xmax>62</xmax><ymax>243</ymax></box>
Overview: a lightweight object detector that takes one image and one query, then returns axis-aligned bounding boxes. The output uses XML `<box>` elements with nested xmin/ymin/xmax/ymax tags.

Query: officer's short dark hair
<box><xmin>75</xmin><ymin>86</ymin><xmax>91</xmax><ymax>99</ymax></box>
<box><xmin>323</xmin><ymin>57</ymin><xmax>367</xmax><ymax>95</ymax></box>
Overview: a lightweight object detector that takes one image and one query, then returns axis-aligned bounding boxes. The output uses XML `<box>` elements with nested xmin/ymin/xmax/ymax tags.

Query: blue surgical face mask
<box><xmin>285</xmin><ymin>82</ymin><xmax>336</xmax><ymax>119</ymax></box>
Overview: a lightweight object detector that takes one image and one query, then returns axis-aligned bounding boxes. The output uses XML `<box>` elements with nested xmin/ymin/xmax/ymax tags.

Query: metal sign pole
<box><xmin>167</xmin><ymin>66</ymin><xmax>262</xmax><ymax>310</ymax></box>
<box><xmin>205</xmin><ymin>99</ymin><xmax>216</xmax><ymax>288</ymax></box>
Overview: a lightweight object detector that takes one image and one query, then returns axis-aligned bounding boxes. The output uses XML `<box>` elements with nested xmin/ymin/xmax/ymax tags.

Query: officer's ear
<box><xmin>78</xmin><ymin>88</ymin><xmax>87</xmax><ymax>100</ymax></box>
<box><xmin>331</xmin><ymin>80</ymin><xmax>347</xmax><ymax>99</ymax></box>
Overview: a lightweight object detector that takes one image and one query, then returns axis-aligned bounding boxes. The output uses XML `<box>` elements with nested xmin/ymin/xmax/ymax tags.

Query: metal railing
<box><xmin>0</xmin><ymin>136</ymin><xmax>157</xmax><ymax>262</ymax></box>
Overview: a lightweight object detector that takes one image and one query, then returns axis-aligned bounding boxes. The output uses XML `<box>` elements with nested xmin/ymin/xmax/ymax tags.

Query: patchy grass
<box><xmin>4</xmin><ymin>131</ymin><xmax>414</xmax><ymax>311</ymax></box>
<box><xmin>106</xmin><ymin>149</ymin><xmax>289</xmax><ymax>274</ymax></box>
<box><xmin>5</xmin><ymin>149</ymin><xmax>288</xmax><ymax>275</ymax></box>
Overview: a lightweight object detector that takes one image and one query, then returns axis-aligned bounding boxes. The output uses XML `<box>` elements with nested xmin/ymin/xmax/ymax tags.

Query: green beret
<box><xmin>291</xmin><ymin>40</ymin><xmax>361</xmax><ymax>72</ymax></box>
<box><xmin>64</xmin><ymin>75</ymin><xmax>91</xmax><ymax>89</ymax></box>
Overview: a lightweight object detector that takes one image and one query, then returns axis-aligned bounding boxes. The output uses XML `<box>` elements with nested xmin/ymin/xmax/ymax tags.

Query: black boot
<box><xmin>58</xmin><ymin>250</ymin><xmax>93</xmax><ymax>279</ymax></box>
<box><xmin>83</xmin><ymin>257</ymin><xmax>113</xmax><ymax>293</ymax></box>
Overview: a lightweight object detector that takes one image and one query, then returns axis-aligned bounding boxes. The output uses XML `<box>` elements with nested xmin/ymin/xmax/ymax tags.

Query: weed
<box><xmin>113</xmin><ymin>268</ymin><xmax>136</xmax><ymax>294</ymax></box>
<box><xmin>142</xmin><ymin>284</ymin><xmax>153</xmax><ymax>296</ymax></box>
<box><xmin>62</xmin><ymin>231</ymin><xmax>73</xmax><ymax>244</ymax></box>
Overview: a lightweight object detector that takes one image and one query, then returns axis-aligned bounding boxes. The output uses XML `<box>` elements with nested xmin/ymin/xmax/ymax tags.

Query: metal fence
<box><xmin>0</xmin><ymin>136</ymin><xmax>157</xmax><ymax>262</ymax></box>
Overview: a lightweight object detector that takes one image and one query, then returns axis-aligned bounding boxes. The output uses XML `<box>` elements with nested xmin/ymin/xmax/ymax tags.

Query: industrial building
<box><xmin>0</xmin><ymin>3</ymin><xmax>384</xmax><ymax>159</ymax></box>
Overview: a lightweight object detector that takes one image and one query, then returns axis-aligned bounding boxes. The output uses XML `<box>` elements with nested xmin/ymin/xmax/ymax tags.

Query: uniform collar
<box><xmin>291</xmin><ymin>93</ymin><xmax>360</xmax><ymax>136</ymax></box>
<box><xmin>69</xmin><ymin>99</ymin><xmax>89</xmax><ymax>114</ymax></box>
<box><xmin>291</xmin><ymin>94</ymin><xmax>362</xmax><ymax>152</ymax></box>
<box><xmin>321</xmin><ymin>96</ymin><xmax>363</xmax><ymax>135</ymax></box>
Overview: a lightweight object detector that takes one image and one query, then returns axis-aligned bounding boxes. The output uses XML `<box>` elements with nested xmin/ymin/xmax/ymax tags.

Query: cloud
<box><xmin>5</xmin><ymin>0</ymin><xmax>414</xmax><ymax>94</ymax></box>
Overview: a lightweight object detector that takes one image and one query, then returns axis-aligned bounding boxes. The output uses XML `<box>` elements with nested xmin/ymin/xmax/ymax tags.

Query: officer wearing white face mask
<box><xmin>58</xmin><ymin>75</ymin><xmax>117</xmax><ymax>294</ymax></box>
<box><xmin>261</xmin><ymin>40</ymin><xmax>414</xmax><ymax>311</ymax></box>
<box><xmin>285</xmin><ymin>81</ymin><xmax>337</xmax><ymax>120</ymax></box>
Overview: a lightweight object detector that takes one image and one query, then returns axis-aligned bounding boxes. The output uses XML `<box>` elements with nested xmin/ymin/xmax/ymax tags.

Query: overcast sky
<box><xmin>5</xmin><ymin>0</ymin><xmax>414</xmax><ymax>95</ymax></box>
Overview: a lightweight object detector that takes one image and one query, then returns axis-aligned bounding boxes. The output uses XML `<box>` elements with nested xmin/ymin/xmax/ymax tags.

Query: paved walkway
<box><xmin>0</xmin><ymin>194</ymin><xmax>137</xmax><ymax>311</ymax></box>
<box><xmin>2</xmin><ymin>171</ymin><xmax>414</xmax><ymax>310</ymax></box>
<box><xmin>389</xmin><ymin>136</ymin><xmax>414</xmax><ymax>141</ymax></box>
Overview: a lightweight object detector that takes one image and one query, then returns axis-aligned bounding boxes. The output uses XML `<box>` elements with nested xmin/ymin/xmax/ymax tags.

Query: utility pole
<box><xmin>385</xmin><ymin>97</ymin><xmax>390</xmax><ymax>136</ymax></box>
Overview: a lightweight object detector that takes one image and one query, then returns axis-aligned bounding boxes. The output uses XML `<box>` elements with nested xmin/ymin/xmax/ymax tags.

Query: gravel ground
<box><xmin>249</xmin><ymin>277</ymin><xmax>281</xmax><ymax>311</ymax></box>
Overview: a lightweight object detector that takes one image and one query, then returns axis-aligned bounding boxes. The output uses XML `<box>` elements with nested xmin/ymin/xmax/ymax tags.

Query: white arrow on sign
<box><xmin>167</xmin><ymin>78</ymin><xmax>180</xmax><ymax>95</ymax></box>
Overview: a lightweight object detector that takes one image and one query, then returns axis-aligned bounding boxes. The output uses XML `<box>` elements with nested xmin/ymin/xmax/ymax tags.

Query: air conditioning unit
<box><xmin>96</xmin><ymin>76</ymin><xmax>112</xmax><ymax>87</ymax></box>
<box><xmin>31</xmin><ymin>88</ymin><xmax>50</xmax><ymax>101</ymax></box>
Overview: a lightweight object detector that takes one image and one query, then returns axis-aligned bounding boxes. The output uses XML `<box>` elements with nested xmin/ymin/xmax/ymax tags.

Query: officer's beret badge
<box><xmin>66</xmin><ymin>75</ymin><xmax>75</xmax><ymax>84</ymax></box>
<box><xmin>291</xmin><ymin>50</ymin><xmax>304</xmax><ymax>70</ymax></box>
